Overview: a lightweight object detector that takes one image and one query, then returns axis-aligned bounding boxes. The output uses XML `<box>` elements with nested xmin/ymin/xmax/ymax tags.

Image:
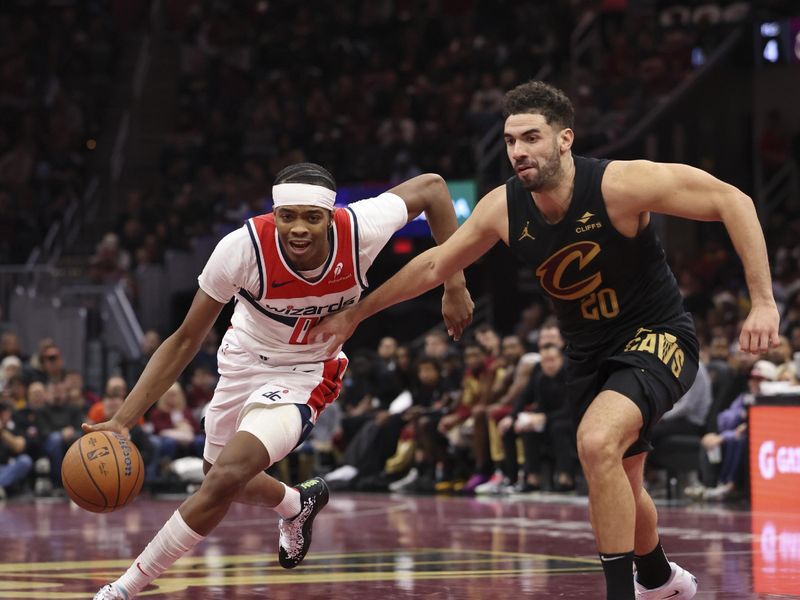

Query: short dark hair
<box><xmin>416</xmin><ymin>356</ymin><xmax>441</xmax><ymax>373</ymax></box>
<box><xmin>502</xmin><ymin>81</ymin><xmax>574</xmax><ymax>130</ymax></box>
<box><xmin>274</xmin><ymin>162</ymin><xmax>336</xmax><ymax>191</ymax></box>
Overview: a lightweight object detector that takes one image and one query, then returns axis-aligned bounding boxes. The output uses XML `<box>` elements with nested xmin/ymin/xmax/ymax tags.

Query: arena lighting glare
<box><xmin>760</xmin><ymin>22</ymin><xmax>781</xmax><ymax>37</ymax></box>
<box><xmin>763</xmin><ymin>39</ymin><xmax>780</xmax><ymax>63</ymax></box>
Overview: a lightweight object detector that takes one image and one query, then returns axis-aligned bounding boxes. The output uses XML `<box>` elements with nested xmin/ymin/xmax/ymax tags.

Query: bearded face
<box><xmin>504</xmin><ymin>113</ymin><xmax>570</xmax><ymax>192</ymax></box>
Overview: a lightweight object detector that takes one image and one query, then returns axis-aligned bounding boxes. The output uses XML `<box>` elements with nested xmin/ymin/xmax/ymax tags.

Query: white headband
<box><xmin>272</xmin><ymin>183</ymin><xmax>336</xmax><ymax>211</ymax></box>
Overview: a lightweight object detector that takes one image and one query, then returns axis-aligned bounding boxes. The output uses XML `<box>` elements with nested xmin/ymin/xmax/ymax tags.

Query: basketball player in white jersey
<box><xmin>87</xmin><ymin>163</ymin><xmax>473</xmax><ymax>599</ymax></box>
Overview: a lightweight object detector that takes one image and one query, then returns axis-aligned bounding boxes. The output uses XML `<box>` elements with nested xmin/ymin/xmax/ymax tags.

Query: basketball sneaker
<box><xmin>93</xmin><ymin>583</ymin><xmax>130</xmax><ymax>599</ymax></box>
<box><xmin>635</xmin><ymin>561</ymin><xmax>698</xmax><ymax>599</ymax></box>
<box><xmin>278</xmin><ymin>477</ymin><xmax>329</xmax><ymax>569</ymax></box>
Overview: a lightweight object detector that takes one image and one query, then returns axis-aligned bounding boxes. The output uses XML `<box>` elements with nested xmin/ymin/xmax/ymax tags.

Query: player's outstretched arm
<box><xmin>388</xmin><ymin>173</ymin><xmax>473</xmax><ymax>338</ymax></box>
<box><xmin>603</xmin><ymin>160</ymin><xmax>779</xmax><ymax>354</ymax></box>
<box><xmin>82</xmin><ymin>289</ymin><xmax>225</xmax><ymax>435</ymax></box>
<box><xmin>313</xmin><ymin>187</ymin><xmax>506</xmax><ymax>351</ymax></box>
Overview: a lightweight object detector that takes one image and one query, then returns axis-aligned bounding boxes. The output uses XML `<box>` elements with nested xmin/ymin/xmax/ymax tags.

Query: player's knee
<box><xmin>200</xmin><ymin>462</ymin><xmax>249</xmax><ymax>501</ymax></box>
<box><xmin>576</xmin><ymin>426</ymin><xmax>619</xmax><ymax>469</ymax></box>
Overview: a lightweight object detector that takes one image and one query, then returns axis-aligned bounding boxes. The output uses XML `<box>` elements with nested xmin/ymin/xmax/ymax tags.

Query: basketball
<box><xmin>61</xmin><ymin>432</ymin><xmax>145</xmax><ymax>513</ymax></box>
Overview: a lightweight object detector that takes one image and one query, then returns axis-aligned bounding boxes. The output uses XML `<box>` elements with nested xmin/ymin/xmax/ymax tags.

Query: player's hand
<box><xmin>739</xmin><ymin>303</ymin><xmax>780</xmax><ymax>354</ymax></box>
<box><xmin>82</xmin><ymin>418</ymin><xmax>129</xmax><ymax>439</ymax></box>
<box><xmin>312</xmin><ymin>308</ymin><xmax>360</xmax><ymax>356</ymax></box>
<box><xmin>442</xmin><ymin>286</ymin><xmax>474</xmax><ymax>341</ymax></box>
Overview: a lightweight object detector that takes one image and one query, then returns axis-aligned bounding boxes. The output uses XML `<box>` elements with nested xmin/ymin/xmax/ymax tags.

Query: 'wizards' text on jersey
<box><xmin>235</xmin><ymin>208</ymin><xmax>365</xmax><ymax>360</ymax></box>
<box><xmin>506</xmin><ymin>156</ymin><xmax>686</xmax><ymax>353</ymax></box>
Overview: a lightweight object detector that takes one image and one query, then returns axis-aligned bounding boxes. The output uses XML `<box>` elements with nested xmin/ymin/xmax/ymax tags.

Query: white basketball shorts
<box><xmin>203</xmin><ymin>328</ymin><xmax>348</xmax><ymax>464</ymax></box>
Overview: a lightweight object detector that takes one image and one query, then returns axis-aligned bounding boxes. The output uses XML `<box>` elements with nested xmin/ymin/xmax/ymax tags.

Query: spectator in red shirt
<box><xmin>148</xmin><ymin>383</ymin><xmax>204</xmax><ymax>459</ymax></box>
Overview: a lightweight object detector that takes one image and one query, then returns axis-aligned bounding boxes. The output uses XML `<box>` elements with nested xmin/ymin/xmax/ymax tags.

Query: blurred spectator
<box><xmin>2</xmin><ymin>376</ymin><xmax>27</xmax><ymax>411</ymax></box>
<box><xmin>372</xmin><ymin>336</ymin><xmax>406</xmax><ymax>406</ymax></box>
<box><xmin>692</xmin><ymin>360</ymin><xmax>777</xmax><ymax>501</ymax></box>
<box><xmin>474</xmin><ymin>324</ymin><xmax>501</xmax><ymax>359</ymax></box>
<box><xmin>336</xmin><ymin>353</ymin><xmax>379</xmax><ymax>449</ymax></box>
<box><xmin>124</xmin><ymin>329</ymin><xmax>163</xmax><ymax>384</ymax></box>
<box><xmin>39</xmin><ymin>381</ymin><xmax>84</xmax><ymax>492</ymax></box>
<box><xmin>464</xmin><ymin>334</ymin><xmax>535</xmax><ymax>493</ymax></box>
<box><xmin>437</xmin><ymin>342</ymin><xmax>498</xmax><ymax>485</ymax></box>
<box><xmin>87</xmin><ymin>376</ymin><xmax>127</xmax><ymax>424</ymax></box>
<box><xmin>389</xmin><ymin>357</ymin><xmax>455</xmax><ymax>493</ymax></box>
<box><xmin>184</xmin><ymin>365</ymin><xmax>216</xmax><ymax>419</ymax></box>
<box><xmin>63</xmin><ymin>370</ymin><xmax>101</xmax><ymax>411</ymax></box>
<box><xmin>0</xmin><ymin>356</ymin><xmax>23</xmax><ymax>395</ymax></box>
<box><xmin>88</xmin><ymin>233</ymin><xmax>131</xmax><ymax>284</ymax></box>
<box><xmin>467</xmin><ymin>72</ymin><xmax>505</xmax><ymax>133</ymax></box>
<box><xmin>30</xmin><ymin>339</ymin><xmax>66</xmax><ymax>385</ymax></box>
<box><xmin>0</xmin><ymin>332</ymin><xmax>26</xmax><ymax>362</ymax></box>
<box><xmin>514</xmin><ymin>299</ymin><xmax>547</xmax><ymax>350</ymax></box>
<box><xmin>0</xmin><ymin>401</ymin><xmax>33</xmax><ymax>499</ymax></box>
<box><xmin>148</xmin><ymin>383</ymin><xmax>204</xmax><ymax>459</ymax></box>
<box><xmin>498</xmin><ymin>343</ymin><xmax>575</xmax><ymax>492</ymax></box>
<box><xmin>13</xmin><ymin>381</ymin><xmax>46</xmax><ymax>463</ymax></box>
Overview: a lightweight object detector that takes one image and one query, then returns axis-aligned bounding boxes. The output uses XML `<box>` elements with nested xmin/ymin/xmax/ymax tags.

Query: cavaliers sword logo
<box><xmin>536</xmin><ymin>241</ymin><xmax>603</xmax><ymax>300</ymax></box>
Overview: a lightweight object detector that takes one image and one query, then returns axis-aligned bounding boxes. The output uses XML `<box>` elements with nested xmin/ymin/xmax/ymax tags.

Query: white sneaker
<box><xmin>635</xmin><ymin>561</ymin><xmax>697</xmax><ymax>599</ymax></box>
<box><xmin>389</xmin><ymin>468</ymin><xmax>419</xmax><ymax>492</ymax></box>
<box><xmin>323</xmin><ymin>464</ymin><xmax>358</xmax><ymax>483</ymax></box>
<box><xmin>93</xmin><ymin>584</ymin><xmax>130</xmax><ymax>599</ymax></box>
<box><xmin>474</xmin><ymin>471</ymin><xmax>512</xmax><ymax>495</ymax></box>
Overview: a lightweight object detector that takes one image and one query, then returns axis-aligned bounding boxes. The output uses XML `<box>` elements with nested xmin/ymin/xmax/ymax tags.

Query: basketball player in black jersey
<box><xmin>314</xmin><ymin>81</ymin><xmax>780</xmax><ymax>600</ymax></box>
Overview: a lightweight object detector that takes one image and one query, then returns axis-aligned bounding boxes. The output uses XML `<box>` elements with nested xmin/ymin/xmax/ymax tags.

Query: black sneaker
<box><xmin>278</xmin><ymin>477</ymin><xmax>329</xmax><ymax>569</ymax></box>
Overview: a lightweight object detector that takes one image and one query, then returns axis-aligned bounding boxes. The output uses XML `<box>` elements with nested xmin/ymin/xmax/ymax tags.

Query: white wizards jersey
<box><xmin>198</xmin><ymin>193</ymin><xmax>408</xmax><ymax>366</ymax></box>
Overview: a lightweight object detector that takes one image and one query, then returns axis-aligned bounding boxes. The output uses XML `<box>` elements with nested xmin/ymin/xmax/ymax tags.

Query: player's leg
<box><xmin>95</xmin><ymin>430</ymin><xmax>273</xmax><ymax>599</ymax></box>
<box><xmin>235</xmin><ymin>404</ymin><xmax>328</xmax><ymax>569</ymax></box>
<box><xmin>624</xmin><ymin>453</ymin><xmax>660</xmax><ymax>557</ymax></box>
<box><xmin>202</xmin><ymin>449</ymin><xmax>290</xmax><ymax>506</ymax></box>
<box><xmin>626</xmin><ymin>444</ymin><xmax>698</xmax><ymax>599</ymax></box>
<box><xmin>577</xmin><ymin>389</ymin><xmax>642</xmax><ymax>600</ymax></box>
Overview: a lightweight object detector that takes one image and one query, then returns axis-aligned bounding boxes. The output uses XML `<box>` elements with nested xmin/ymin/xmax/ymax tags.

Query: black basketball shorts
<box><xmin>567</xmin><ymin>313</ymin><xmax>699</xmax><ymax>457</ymax></box>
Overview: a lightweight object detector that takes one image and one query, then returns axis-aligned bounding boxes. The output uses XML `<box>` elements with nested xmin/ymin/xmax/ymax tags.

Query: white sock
<box><xmin>273</xmin><ymin>483</ymin><xmax>301</xmax><ymax>519</ymax></box>
<box><xmin>114</xmin><ymin>510</ymin><xmax>205</xmax><ymax>596</ymax></box>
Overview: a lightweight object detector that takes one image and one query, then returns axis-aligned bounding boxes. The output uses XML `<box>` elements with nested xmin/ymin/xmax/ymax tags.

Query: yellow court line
<box><xmin>0</xmin><ymin>547</ymin><xmax>597</xmax><ymax>574</ymax></box>
<box><xmin>22</xmin><ymin>555</ymin><xmax>595</xmax><ymax>580</ymax></box>
<box><xmin>0</xmin><ymin>567</ymin><xmax>601</xmax><ymax>599</ymax></box>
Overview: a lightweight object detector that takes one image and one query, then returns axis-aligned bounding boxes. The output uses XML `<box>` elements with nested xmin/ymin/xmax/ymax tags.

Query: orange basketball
<box><xmin>61</xmin><ymin>432</ymin><xmax>145</xmax><ymax>513</ymax></box>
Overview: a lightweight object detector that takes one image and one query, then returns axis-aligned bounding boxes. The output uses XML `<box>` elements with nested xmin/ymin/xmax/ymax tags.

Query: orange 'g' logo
<box><xmin>535</xmin><ymin>241</ymin><xmax>602</xmax><ymax>300</ymax></box>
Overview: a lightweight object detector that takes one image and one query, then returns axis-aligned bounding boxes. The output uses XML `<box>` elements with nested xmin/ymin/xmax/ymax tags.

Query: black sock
<box><xmin>599</xmin><ymin>551</ymin><xmax>635</xmax><ymax>600</ymax></box>
<box><xmin>634</xmin><ymin>541</ymin><xmax>672</xmax><ymax>589</ymax></box>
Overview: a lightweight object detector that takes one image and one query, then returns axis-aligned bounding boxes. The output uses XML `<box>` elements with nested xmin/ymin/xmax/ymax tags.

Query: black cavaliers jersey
<box><xmin>506</xmin><ymin>155</ymin><xmax>688</xmax><ymax>355</ymax></box>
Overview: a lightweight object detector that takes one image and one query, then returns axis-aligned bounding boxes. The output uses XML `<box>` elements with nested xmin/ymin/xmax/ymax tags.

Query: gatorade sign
<box><xmin>750</xmin><ymin>406</ymin><xmax>800</xmax><ymax>595</ymax></box>
<box><xmin>750</xmin><ymin>406</ymin><xmax>800</xmax><ymax>513</ymax></box>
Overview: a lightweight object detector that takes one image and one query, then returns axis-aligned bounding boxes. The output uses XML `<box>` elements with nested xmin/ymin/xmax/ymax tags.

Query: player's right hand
<box><xmin>82</xmin><ymin>418</ymin><xmax>129</xmax><ymax>439</ymax></box>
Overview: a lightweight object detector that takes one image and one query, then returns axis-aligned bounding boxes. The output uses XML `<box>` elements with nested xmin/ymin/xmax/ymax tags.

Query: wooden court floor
<box><xmin>0</xmin><ymin>492</ymin><xmax>798</xmax><ymax>598</ymax></box>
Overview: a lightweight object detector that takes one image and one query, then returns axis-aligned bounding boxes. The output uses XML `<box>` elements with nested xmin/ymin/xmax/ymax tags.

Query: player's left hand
<box><xmin>739</xmin><ymin>303</ymin><xmax>780</xmax><ymax>354</ymax></box>
<box><xmin>442</xmin><ymin>286</ymin><xmax>474</xmax><ymax>341</ymax></box>
<box><xmin>312</xmin><ymin>308</ymin><xmax>359</xmax><ymax>356</ymax></box>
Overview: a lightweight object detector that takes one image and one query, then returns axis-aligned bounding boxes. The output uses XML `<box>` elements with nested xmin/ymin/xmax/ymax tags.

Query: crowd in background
<box><xmin>0</xmin><ymin>1</ymin><xmax>119</xmax><ymax>267</ymax></box>
<box><xmin>2</xmin><ymin>0</ymin><xmax>800</xmax><ymax>506</ymax></box>
<box><xmin>84</xmin><ymin>0</ymin><xmax>752</xmax><ymax>294</ymax></box>
<box><xmin>2</xmin><ymin>279</ymin><xmax>799</xmax><ymax>502</ymax></box>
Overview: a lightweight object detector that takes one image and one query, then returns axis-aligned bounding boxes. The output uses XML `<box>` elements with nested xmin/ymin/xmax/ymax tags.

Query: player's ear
<box><xmin>560</xmin><ymin>128</ymin><xmax>574</xmax><ymax>153</ymax></box>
